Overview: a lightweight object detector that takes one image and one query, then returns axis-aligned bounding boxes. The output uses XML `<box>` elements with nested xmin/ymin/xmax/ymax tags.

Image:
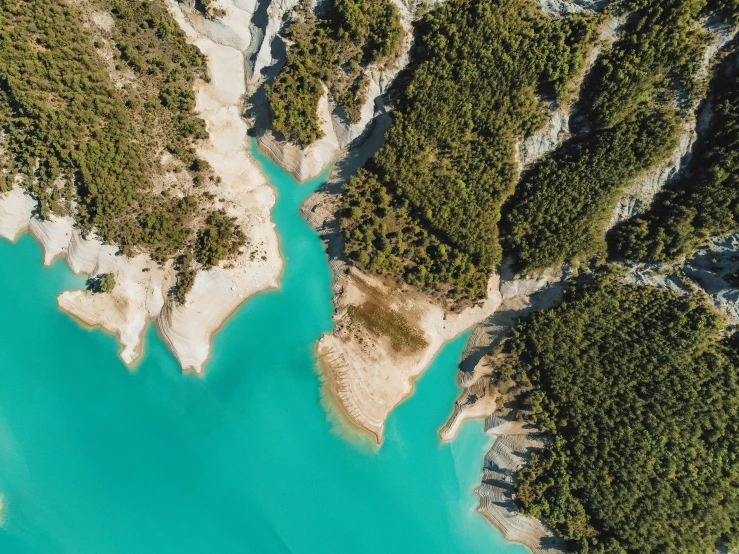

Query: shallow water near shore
<box><xmin>0</xmin><ymin>143</ymin><xmax>527</xmax><ymax>554</ymax></box>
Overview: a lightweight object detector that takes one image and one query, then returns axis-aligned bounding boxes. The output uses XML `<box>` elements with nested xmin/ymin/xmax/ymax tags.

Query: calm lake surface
<box><xmin>0</xmin><ymin>143</ymin><xmax>527</xmax><ymax>554</ymax></box>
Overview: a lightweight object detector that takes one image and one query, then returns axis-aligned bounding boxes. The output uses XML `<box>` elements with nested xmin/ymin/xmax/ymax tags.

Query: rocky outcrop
<box><xmin>0</xmin><ymin>0</ymin><xmax>284</xmax><ymax>374</ymax></box>
<box><xmin>537</xmin><ymin>0</ymin><xmax>609</xmax><ymax>16</ymax></box>
<box><xmin>607</xmin><ymin>119</ymin><xmax>696</xmax><ymax>229</ymax></box>
<box><xmin>255</xmin><ymin>90</ymin><xmax>342</xmax><ymax>182</ymax></box>
<box><xmin>247</xmin><ymin>0</ymin><xmax>414</xmax><ymax>181</ymax></box>
<box><xmin>477</xmin><ymin>413</ymin><xmax>565</xmax><ymax>554</ymax></box>
<box><xmin>521</xmin><ymin>106</ymin><xmax>571</xmax><ymax>167</ymax></box>
<box><xmin>608</xmin><ymin>22</ymin><xmax>738</xmax><ymax>230</ymax></box>
<box><xmin>458</xmin><ymin>263</ymin><xmax>565</xmax><ymax>387</ymax></box>
<box><xmin>439</xmin><ymin>376</ymin><xmax>499</xmax><ymax>442</ymax></box>
<box><xmin>625</xmin><ymin>232</ymin><xmax>739</xmax><ymax>324</ymax></box>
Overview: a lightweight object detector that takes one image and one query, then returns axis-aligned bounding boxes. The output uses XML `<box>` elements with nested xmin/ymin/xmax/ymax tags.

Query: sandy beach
<box><xmin>315</xmin><ymin>266</ymin><xmax>503</xmax><ymax>444</ymax></box>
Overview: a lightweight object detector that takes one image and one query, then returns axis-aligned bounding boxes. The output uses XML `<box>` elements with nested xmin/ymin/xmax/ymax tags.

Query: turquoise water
<box><xmin>0</xmin><ymin>144</ymin><xmax>527</xmax><ymax>554</ymax></box>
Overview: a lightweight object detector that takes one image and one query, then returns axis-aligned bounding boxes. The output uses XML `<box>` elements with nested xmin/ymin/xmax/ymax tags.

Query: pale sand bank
<box><xmin>162</xmin><ymin>0</ymin><xmax>283</xmax><ymax>372</ymax></box>
<box><xmin>252</xmin><ymin>0</ymin><xmax>413</xmax><ymax>182</ymax></box>
<box><xmin>0</xmin><ymin>188</ymin><xmax>35</xmax><ymax>242</ymax></box>
<box><xmin>0</xmin><ymin>0</ymin><xmax>282</xmax><ymax>374</ymax></box>
<box><xmin>316</xmin><ymin>264</ymin><xmax>503</xmax><ymax>444</ymax></box>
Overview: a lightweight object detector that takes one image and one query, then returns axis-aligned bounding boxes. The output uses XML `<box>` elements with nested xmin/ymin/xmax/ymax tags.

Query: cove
<box><xmin>0</xmin><ymin>142</ymin><xmax>528</xmax><ymax>554</ymax></box>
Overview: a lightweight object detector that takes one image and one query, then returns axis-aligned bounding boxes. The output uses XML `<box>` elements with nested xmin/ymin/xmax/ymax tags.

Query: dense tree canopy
<box><xmin>609</xmin><ymin>49</ymin><xmax>739</xmax><ymax>263</ymax></box>
<box><xmin>497</xmin><ymin>276</ymin><xmax>739</xmax><ymax>553</ymax></box>
<box><xmin>196</xmin><ymin>211</ymin><xmax>247</xmax><ymax>268</ymax></box>
<box><xmin>502</xmin><ymin>108</ymin><xmax>680</xmax><ymax>270</ymax></box>
<box><xmin>0</xmin><ymin>0</ymin><xmax>248</xmax><ymax>302</ymax></box>
<box><xmin>266</xmin><ymin>0</ymin><xmax>403</xmax><ymax>144</ymax></box>
<box><xmin>501</xmin><ymin>0</ymin><xmax>725</xmax><ymax>272</ymax></box>
<box><xmin>340</xmin><ymin>0</ymin><xmax>734</xmax><ymax>294</ymax></box>
<box><xmin>341</xmin><ymin>0</ymin><xmax>597</xmax><ymax>303</ymax></box>
<box><xmin>580</xmin><ymin>0</ymin><xmax>711</xmax><ymax>131</ymax></box>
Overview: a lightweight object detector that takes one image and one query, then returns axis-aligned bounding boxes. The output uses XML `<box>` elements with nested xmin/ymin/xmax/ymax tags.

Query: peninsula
<box><xmin>2</xmin><ymin>0</ymin><xmax>739</xmax><ymax>552</ymax></box>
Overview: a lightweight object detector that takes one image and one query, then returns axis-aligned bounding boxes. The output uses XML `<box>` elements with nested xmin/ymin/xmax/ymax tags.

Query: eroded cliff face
<box><xmin>538</xmin><ymin>0</ymin><xmax>609</xmax><ymax>16</ymax></box>
<box><xmin>608</xmin><ymin>21</ymin><xmax>738</xmax><ymax>230</ymax></box>
<box><xmin>0</xmin><ymin>0</ymin><xmax>284</xmax><ymax>374</ymax></box>
<box><xmin>476</xmin><ymin>413</ymin><xmax>566</xmax><ymax>554</ymax></box>
<box><xmin>246</xmin><ymin>0</ymin><xmax>414</xmax><ymax>181</ymax></box>
<box><xmin>625</xmin><ymin>232</ymin><xmax>739</xmax><ymax>323</ymax></box>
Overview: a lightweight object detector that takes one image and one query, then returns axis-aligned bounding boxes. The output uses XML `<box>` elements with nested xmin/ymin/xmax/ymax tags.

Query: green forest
<box><xmin>501</xmin><ymin>0</ymin><xmax>727</xmax><ymax>272</ymax></box>
<box><xmin>0</xmin><ymin>0</ymin><xmax>246</xmax><ymax>301</ymax></box>
<box><xmin>341</xmin><ymin>0</ymin><xmax>597</xmax><ymax>304</ymax></box>
<box><xmin>495</xmin><ymin>276</ymin><xmax>739</xmax><ymax>553</ymax></box>
<box><xmin>5</xmin><ymin>0</ymin><xmax>739</xmax><ymax>550</ymax></box>
<box><xmin>578</xmin><ymin>0</ymin><xmax>710</xmax><ymax>131</ymax></box>
<box><xmin>339</xmin><ymin>0</ymin><xmax>737</xmax><ymax>296</ymax></box>
<box><xmin>266</xmin><ymin>0</ymin><xmax>403</xmax><ymax>144</ymax></box>
<box><xmin>609</xmin><ymin>49</ymin><xmax>739</xmax><ymax>263</ymax></box>
<box><xmin>501</xmin><ymin>108</ymin><xmax>680</xmax><ymax>270</ymax></box>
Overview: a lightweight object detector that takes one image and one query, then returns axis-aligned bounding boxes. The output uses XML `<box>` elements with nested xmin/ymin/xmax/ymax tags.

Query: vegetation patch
<box><xmin>341</xmin><ymin>0</ymin><xmax>597</xmax><ymax>304</ymax></box>
<box><xmin>196</xmin><ymin>211</ymin><xmax>247</xmax><ymax>268</ymax></box>
<box><xmin>348</xmin><ymin>300</ymin><xmax>428</xmax><ymax>353</ymax></box>
<box><xmin>88</xmin><ymin>273</ymin><xmax>117</xmax><ymax>294</ymax></box>
<box><xmin>0</xmin><ymin>0</ymin><xmax>247</xmax><ymax>303</ymax></box>
<box><xmin>266</xmin><ymin>0</ymin><xmax>404</xmax><ymax>145</ymax></box>
<box><xmin>578</xmin><ymin>0</ymin><xmax>712</xmax><ymax>131</ymax></box>
<box><xmin>494</xmin><ymin>275</ymin><xmax>739</xmax><ymax>553</ymax></box>
<box><xmin>609</xmin><ymin>48</ymin><xmax>739</xmax><ymax>263</ymax></box>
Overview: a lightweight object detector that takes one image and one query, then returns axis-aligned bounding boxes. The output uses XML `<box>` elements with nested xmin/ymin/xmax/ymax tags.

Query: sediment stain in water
<box><xmin>0</xmin><ymin>143</ymin><xmax>527</xmax><ymax>554</ymax></box>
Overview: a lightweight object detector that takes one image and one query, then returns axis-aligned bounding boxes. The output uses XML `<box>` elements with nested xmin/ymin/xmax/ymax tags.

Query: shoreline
<box><xmin>315</xmin><ymin>353</ymin><xmax>383</xmax><ymax>448</ymax></box>
<box><xmin>313</xmin><ymin>262</ymin><xmax>503</xmax><ymax>443</ymax></box>
<box><xmin>59</xmin><ymin>307</ymin><xmax>146</xmax><ymax>371</ymax></box>
<box><xmin>477</xmin><ymin>415</ymin><xmax>566</xmax><ymax>554</ymax></box>
<box><xmin>0</xmin><ymin>0</ymin><xmax>285</xmax><ymax>376</ymax></box>
<box><xmin>1</xmin><ymin>208</ymin><xmax>282</xmax><ymax>378</ymax></box>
